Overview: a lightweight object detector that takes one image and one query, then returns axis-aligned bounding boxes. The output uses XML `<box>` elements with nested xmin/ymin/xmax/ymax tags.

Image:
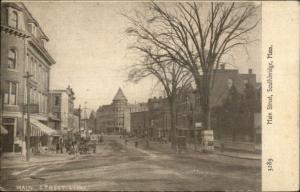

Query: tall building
<box><xmin>1</xmin><ymin>2</ymin><xmax>56</xmax><ymax>152</ymax></box>
<box><xmin>96</xmin><ymin>88</ymin><xmax>147</xmax><ymax>134</ymax></box>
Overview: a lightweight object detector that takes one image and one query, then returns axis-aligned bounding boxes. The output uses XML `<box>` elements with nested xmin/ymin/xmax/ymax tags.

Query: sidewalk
<box><xmin>122</xmin><ymin>138</ymin><xmax>260</xmax><ymax>168</ymax></box>
<box><xmin>1</xmin><ymin>152</ymin><xmax>74</xmax><ymax>169</ymax></box>
<box><xmin>215</xmin><ymin>150</ymin><xmax>261</xmax><ymax>160</ymax></box>
<box><xmin>129</xmin><ymin>138</ymin><xmax>261</xmax><ymax>160</ymax></box>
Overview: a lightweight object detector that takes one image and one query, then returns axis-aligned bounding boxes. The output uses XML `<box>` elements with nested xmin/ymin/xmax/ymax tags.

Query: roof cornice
<box><xmin>0</xmin><ymin>25</ymin><xmax>31</xmax><ymax>38</ymax></box>
<box><xmin>28</xmin><ymin>38</ymin><xmax>56</xmax><ymax>65</ymax></box>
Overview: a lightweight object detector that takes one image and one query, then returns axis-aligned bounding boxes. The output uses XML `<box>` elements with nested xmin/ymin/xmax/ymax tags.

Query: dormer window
<box><xmin>8</xmin><ymin>10</ymin><xmax>18</xmax><ymax>28</ymax></box>
<box><xmin>8</xmin><ymin>49</ymin><xmax>17</xmax><ymax>69</ymax></box>
<box><xmin>32</xmin><ymin>25</ymin><xmax>37</xmax><ymax>37</ymax></box>
<box><xmin>29</xmin><ymin>23</ymin><xmax>37</xmax><ymax>37</ymax></box>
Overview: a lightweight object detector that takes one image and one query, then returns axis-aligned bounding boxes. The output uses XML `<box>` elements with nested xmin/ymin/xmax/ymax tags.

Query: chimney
<box><xmin>248</xmin><ymin>69</ymin><xmax>253</xmax><ymax>74</ymax></box>
<box><xmin>220</xmin><ymin>64</ymin><xmax>225</xmax><ymax>70</ymax></box>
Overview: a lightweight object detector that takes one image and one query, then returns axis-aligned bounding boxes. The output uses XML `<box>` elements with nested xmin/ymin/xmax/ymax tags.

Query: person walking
<box><xmin>74</xmin><ymin>141</ymin><xmax>78</xmax><ymax>158</ymax></box>
<box><xmin>56</xmin><ymin>141</ymin><xmax>59</xmax><ymax>154</ymax></box>
<box><xmin>60</xmin><ymin>138</ymin><xmax>63</xmax><ymax>154</ymax></box>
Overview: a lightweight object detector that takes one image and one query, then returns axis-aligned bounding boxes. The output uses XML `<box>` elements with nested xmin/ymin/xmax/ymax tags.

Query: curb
<box><xmin>215</xmin><ymin>152</ymin><xmax>261</xmax><ymax>160</ymax></box>
<box><xmin>1</xmin><ymin>156</ymin><xmax>74</xmax><ymax>169</ymax></box>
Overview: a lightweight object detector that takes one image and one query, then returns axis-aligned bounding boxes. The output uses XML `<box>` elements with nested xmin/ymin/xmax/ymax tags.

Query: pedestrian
<box><xmin>74</xmin><ymin>141</ymin><xmax>78</xmax><ymax>158</ymax></box>
<box><xmin>60</xmin><ymin>139</ymin><xmax>63</xmax><ymax>154</ymax></box>
<box><xmin>56</xmin><ymin>141</ymin><xmax>59</xmax><ymax>154</ymax></box>
<box><xmin>135</xmin><ymin>141</ymin><xmax>138</xmax><ymax>148</ymax></box>
<box><xmin>125</xmin><ymin>138</ymin><xmax>128</xmax><ymax>145</ymax></box>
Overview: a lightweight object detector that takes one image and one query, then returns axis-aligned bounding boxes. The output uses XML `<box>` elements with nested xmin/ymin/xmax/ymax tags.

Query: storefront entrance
<box><xmin>2</xmin><ymin>118</ymin><xmax>15</xmax><ymax>152</ymax></box>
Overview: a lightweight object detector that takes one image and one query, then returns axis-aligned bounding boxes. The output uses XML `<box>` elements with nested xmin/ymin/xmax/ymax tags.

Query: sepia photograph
<box><xmin>0</xmin><ymin>0</ymin><xmax>297</xmax><ymax>191</ymax></box>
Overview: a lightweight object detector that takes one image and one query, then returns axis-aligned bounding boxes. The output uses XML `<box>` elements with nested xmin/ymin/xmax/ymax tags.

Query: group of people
<box><xmin>56</xmin><ymin>138</ymin><xmax>79</xmax><ymax>156</ymax></box>
<box><xmin>123</xmin><ymin>136</ymin><xmax>139</xmax><ymax>147</ymax></box>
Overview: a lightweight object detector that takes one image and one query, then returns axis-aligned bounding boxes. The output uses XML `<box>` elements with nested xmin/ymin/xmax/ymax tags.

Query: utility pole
<box><xmin>23</xmin><ymin>72</ymin><xmax>33</xmax><ymax>162</ymax></box>
<box><xmin>78</xmin><ymin>104</ymin><xmax>81</xmax><ymax>137</ymax></box>
<box><xmin>83</xmin><ymin>101</ymin><xmax>88</xmax><ymax>137</ymax></box>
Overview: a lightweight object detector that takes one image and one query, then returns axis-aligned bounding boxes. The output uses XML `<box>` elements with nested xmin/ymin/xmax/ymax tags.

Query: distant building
<box><xmin>87</xmin><ymin>111</ymin><xmax>97</xmax><ymax>133</ymax></box>
<box><xmin>131</xmin><ymin>97</ymin><xmax>171</xmax><ymax>139</ymax></box>
<box><xmin>125</xmin><ymin>103</ymin><xmax>148</xmax><ymax>133</ymax></box>
<box><xmin>1</xmin><ymin>2</ymin><xmax>56</xmax><ymax>152</ymax></box>
<box><xmin>130</xmin><ymin>65</ymin><xmax>261</xmax><ymax>148</ymax></box>
<box><xmin>96</xmin><ymin>88</ymin><xmax>147</xmax><ymax>134</ymax></box>
<box><xmin>48</xmin><ymin>86</ymin><xmax>76</xmax><ymax>136</ymax></box>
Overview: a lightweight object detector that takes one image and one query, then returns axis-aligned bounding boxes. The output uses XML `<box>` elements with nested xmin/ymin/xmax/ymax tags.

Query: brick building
<box><xmin>96</xmin><ymin>88</ymin><xmax>147</xmax><ymax>134</ymax></box>
<box><xmin>131</xmin><ymin>97</ymin><xmax>171</xmax><ymax>139</ymax></box>
<box><xmin>1</xmin><ymin>2</ymin><xmax>56</xmax><ymax>152</ymax></box>
<box><xmin>130</xmin><ymin>65</ymin><xmax>261</xmax><ymax>149</ymax></box>
<box><xmin>48</xmin><ymin>86</ymin><xmax>77</xmax><ymax>136</ymax></box>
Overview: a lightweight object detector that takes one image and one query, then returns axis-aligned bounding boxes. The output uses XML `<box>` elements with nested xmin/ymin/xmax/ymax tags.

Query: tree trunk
<box><xmin>195</xmin><ymin>74</ymin><xmax>212</xmax><ymax>131</ymax></box>
<box><xmin>169</xmin><ymin>99</ymin><xmax>177</xmax><ymax>149</ymax></box>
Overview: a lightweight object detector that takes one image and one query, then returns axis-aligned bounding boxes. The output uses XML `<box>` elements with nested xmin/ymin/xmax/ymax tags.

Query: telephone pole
<box><xmin>83</xmin><ymin>101</ymin><xmax>88</xmax><ymax>137</ymax></box>
<box><xmin>23</xmin><ymin>72</ymin><xmax>33</xmax><ymax>161</ymax></box>
<box><xmin>78</xmin><ymin>104</ymin><xmax>81</xmax><ymax>134</ymax></box>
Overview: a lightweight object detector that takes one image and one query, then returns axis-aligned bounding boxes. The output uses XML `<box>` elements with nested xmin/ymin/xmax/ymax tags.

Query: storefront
<box><xmin>29</xmin><ymin>118</ymin><xmax>58</xmax><ymax>153</ymax></box>
<box><xmin>1</xmin><ymin>125</ymin><xmax>9</xmax><ymax>155</ymax></box>
<box><xmin>1</xmin><ymin>118</ymin><xmax>16</xmax><ymax>152</ymax></box>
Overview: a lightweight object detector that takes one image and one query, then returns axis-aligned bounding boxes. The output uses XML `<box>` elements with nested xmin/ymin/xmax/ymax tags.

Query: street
<box><xmin>1</xmin><ymin>136</ymin><xmax>261</xmax><ymax>191</ymax></box>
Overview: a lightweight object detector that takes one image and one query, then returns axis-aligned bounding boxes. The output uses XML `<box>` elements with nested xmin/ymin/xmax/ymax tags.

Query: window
<box><xmin>8</xmin><ymin>11</ymin><xmax>18</xmax><ymax>28</ymax></box>
<box><xmin>30</xmin><ymin>58</ymin><xmax>34</xmax><ymax>77</ymax></box>
<box><xmin>44</xmin><ymin>95</ymin><xmax>47</xmax><ymax>113</ymax></box>
<box><xmin>45</xmin><ymin>71</ymin><xmax>48</xmax><ymax>89</ymax></box>
<box><xmin>35</xmin><ymin>91</ymin><xmax>38</xmax><ymax>104</ymax></box>
<box><xmin>38</xmin><ymin>65</ymin><xmax>41</xmax><ymax>82</ymax></box>
<box><xmin>4</xmin><ymin>81</ymin><xmax>17</xmax><ymax>105</ymax></box>
<box><xmin>32</xmin><ymin>60</ymin><xmax>36</xmax><ymax>79</ymax></box>
<box><xmin>8</xmin><ymin>49</ymin><xmax>17</xmax><ymax>69</ymax></box>
<box><xmin>25</xmin><ymin>54</ymin><xmax>29</xmax><ymax>72</ymax></box>
<box><xmin>30</xmin><ymin>88</ymin><xmax>34</xmax><ymax>104</ymax></box>
<box><xmin>34</xmin><ymin>61</ymin><xmax>38</xmax><ymax>80</ymax></box>
<box><xmin>38</xmin><ymin>92</ymin><xmax>42</xmax><ymax>112</ymax></box>
<box><xmin>31</xmin><ymin>24</ymin><xmax>37</xmax><ymax>37</ymax></box>
<box><xmin>40</xmin><ymin>95</ymin><xmax>43</xmax><ymax>113</ymax></box>
<box><xmin>33</xmin><ymin>90</ymin><xmax>36</xmax><ymax>104</ymax></box>
<box><xmin>54</xmin><ymin>96</ymin><xmax>60</xmax><ymax>106</ymax></box>
<box><xmin>24</xmin><ymin>86</ymin><xmax>27</xmax><ymax>104</ymax></box>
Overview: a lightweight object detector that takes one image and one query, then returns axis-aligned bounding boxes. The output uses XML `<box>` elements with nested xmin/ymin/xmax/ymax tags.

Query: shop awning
<box><xmin>1</xmin><ymin>125</ymin><xmax>8</xmax><ymax>134</ymax></box>
<box><xmin>31</xmin><ymin>118</ymin><xmax>57</xmax><ymax>136</ymax></box>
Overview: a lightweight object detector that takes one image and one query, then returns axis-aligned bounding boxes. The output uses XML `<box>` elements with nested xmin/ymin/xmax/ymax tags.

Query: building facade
<box><xmin>96</xmin><ymin>88</ymin><xmax>148</xmax><ymax>134</ymax></box>
<box><xmin>48</xmin><ymin>86</ymin><xmax>76</xmax><ymax>135</ymax></box>
<box><xmin>131</xmin><ymin>97</ymin><xmax>171</xmax><ymax>139</ymax></box>
<box><xmin>130</xmin><ymin>66</ymin><xmax>261</xmax><ymax>149</ymax></box>
<box><xmin>96</xmin><ymin>88</ymin><xmax>127</xmax><ymax>134</ymax></box>
<box><xmin>87</xmin><ymin>110</ymin><xmax>97</xmax><ymax>134</ymax></box>
<box><xmin>1</xmin><ymin>2</ymin><xmax>56</xmax><ymax>152</ymax></box>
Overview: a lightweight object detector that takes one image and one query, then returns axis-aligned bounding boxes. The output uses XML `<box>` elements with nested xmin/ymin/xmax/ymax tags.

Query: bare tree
<box><xmin>125</xmin><ymin>2</ymin><xmax>260</xmax><ymax>133</ymax></box>
<box><xmin>127</xmin><ymin>45</ymin><xmax>192</xmax><ymax>148</ymax></box>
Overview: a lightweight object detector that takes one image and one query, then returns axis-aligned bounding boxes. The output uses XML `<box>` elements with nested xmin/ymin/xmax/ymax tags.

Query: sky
<box><xmin>24</xmin><ymin>2</ymin><xmax>261</xmax><ymax>112</ymax></box>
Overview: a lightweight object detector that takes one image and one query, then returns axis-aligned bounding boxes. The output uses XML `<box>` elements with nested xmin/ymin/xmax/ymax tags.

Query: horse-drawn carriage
<box><xmin>79</xmin><ymin>139</ymin><xmax>96</xmax><ymax>154</ymax></box>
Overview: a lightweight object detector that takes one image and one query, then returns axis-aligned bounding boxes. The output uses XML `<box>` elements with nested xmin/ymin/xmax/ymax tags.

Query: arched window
<box><xmin>8</xmin><ymin>49</ymin><xmax>17</xmax><ymax>69</ymax></box>
<box><xmin>8</xmin><ymin>11</ymin><xmax>18</xmax><ymax>28</ymax></box>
